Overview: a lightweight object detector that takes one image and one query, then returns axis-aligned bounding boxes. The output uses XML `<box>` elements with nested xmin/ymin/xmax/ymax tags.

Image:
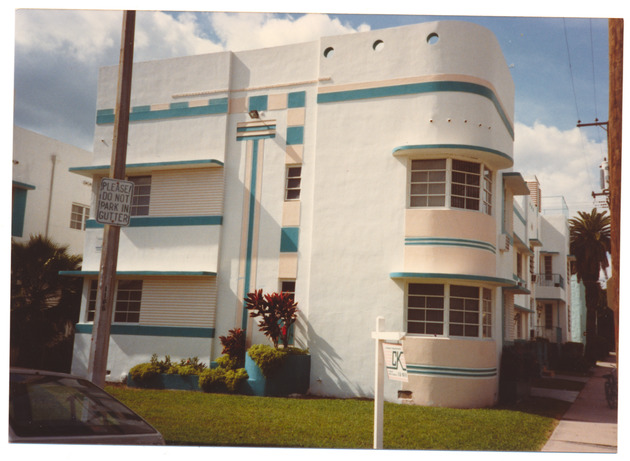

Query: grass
<box><xmin>106</xmin><ymin>385</ymin><xmax>570</xmax><ymax>450</ymax></box>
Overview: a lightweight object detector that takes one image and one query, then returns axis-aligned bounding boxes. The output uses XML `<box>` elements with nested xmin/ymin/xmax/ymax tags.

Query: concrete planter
<box><xmin>244</xmin><ymin>351</ymin><xmax>311</xmax><ymax>397</ymax></box>
<box><xmin>127</xmin><ymin>373</ymin><xmax>200</xmax><ymax>391</ymax></box>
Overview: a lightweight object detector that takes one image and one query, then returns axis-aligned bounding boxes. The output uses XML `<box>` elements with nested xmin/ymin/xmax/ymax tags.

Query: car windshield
<box><xmin>9</xmin><ymin>372</ymin><xmax>157</xmax><ymax>438</ymax></box>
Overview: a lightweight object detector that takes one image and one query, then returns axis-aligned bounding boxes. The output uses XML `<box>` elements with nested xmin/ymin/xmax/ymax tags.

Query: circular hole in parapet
<box><xmin>427</xmin><ymin>33</ymin><xmax>439</xmax><ymax>45</ymax></box>
<box><xmin>323</xmin><ymin>46</ymin><xmax>335</xmax><ymax>58</ymax></box>
<box><xmin>373</xmin><ymin>39</ymin><xmax>385</xmax><ymax>51</ymax></box>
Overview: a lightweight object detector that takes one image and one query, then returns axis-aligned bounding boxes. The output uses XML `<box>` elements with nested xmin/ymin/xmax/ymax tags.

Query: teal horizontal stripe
<box><xmin>86</xmin><ymin>215</ymin><xmax>222</xmax><ymax>228</ymax></box>
<box><xmin>405</xmin><ymin>237</ymin><xmax>496</xmax><ymax>254</ymax></box>
<box><xmin>318</xmin><ymin>81</ymin><xmax>513</xmax><ymax>139</ymax></box>
<box><xmin>390</xmin><ymin>272</ymin><xmax>514</xmax><ymax>286</ymax></box>
<box><xmin>70</xmin><ymin>159</ymin><xmax>224</xmax><ymax>174</ymax></box>
<box><xmin>75</xmin><ymin>323</ymin><xmax>215</xmax><ymax>338</ymax></box>
<box><xmin>392</xmin><ymin>144</ymin><xmax>512</xmax><ymax>165</ymax></box>
<box><xmin>96</xmin><ymin>98</ymin><xmax>229</xmax><ymax>124</ymax></box>
<box><xmin>237</xmin><ymin>125</ymin><xmax>277</xmax><ymax>133</ymax></box>
<box><xmin>59</xmin><ymin>270</ymin><xmax>216</xmax><ymax>277</ymax></box>
<box><xmin>236</xmin><ymin>133</ymin><xmax>276</xmax><ymax>141</ymax></box>
<box><xmin>406</xmin><ymin>364</ymin><xmax>497</xmax><ymax>378</ymax></box>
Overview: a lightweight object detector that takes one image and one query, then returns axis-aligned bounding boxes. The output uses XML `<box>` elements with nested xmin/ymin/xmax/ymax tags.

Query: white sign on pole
<box><xmin>382</xmin><ymin>342</ymin><xmax>408</xmax><ymax>382</ymax></box>
<box><xmin>96</xmin><ymin>178</ymin><xmax>134</xmax><ymax>227</ymax></box>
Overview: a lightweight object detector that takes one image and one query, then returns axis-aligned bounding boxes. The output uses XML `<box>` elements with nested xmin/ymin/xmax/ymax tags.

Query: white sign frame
<box><xmin>96</xmin><ymin>178</ymin><xmax>135</xmax><ymax>227</ymax></box>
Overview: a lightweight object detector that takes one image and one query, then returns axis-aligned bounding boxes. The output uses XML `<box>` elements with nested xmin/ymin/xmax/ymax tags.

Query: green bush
<box><xmin>199</xmin><ymin>354</ymin><xmax>248</xmax><ymax>393</ymax></box>
<box><xmin>129</xmin><ymin>362</ymin><xmax>161</xmax><ymax>384</ymax></box>
<box><xmin>129</xmin><ymin>354</ymin><xmax>207</xmax><ymax>385</ymax></box>
<box><xmin>247</xmin><ymin>344</ymin><xmax>308</xmax><ymax>378</ymax></box>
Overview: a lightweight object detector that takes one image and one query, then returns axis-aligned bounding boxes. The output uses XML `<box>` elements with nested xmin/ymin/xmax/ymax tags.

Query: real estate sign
<box><xmin>96</xmin><ymin>178</ymin><xmax>134</xmax><ymax>226</ymax></box>
<box><xmin>382</xmin><ymin>342</ymin><xmax>408</xmax><ymax>382</ymax></box>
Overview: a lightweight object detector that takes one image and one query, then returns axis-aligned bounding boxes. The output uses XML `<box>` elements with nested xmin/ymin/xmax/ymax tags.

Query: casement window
<box><xmin>128</xmin><ymin>176</ymin><xmax>151</xmax><ymax>216</ymax></box>
<box><xmin>409</xmin><ymin>158</ymin><xmax>493</xmax><ymax>215</ymax></box>
<box><xmin>86</xmin><ymin>279</ymin><xmax>143</xmax><ymax>323</ymax></box>
<box><xmin>280</xmin><ymin>280</ymin><xmax>296</xmax><ymax>301</ymax></box>
<box><xmin>86</xmin><ymin>279</ymin><xmax>98</xmax><ymax>322</ymax></box>
<box><xmin>114</xmin><ymin>280</ymin><xmax>143</xmax><ymax>323</ymax></box>
<box><xmin>70</xmin><ymin>203</ymin><xmax>90</xmax><ymax>230</ymax></box>
<box><xmin>407</xmin><ymin>283</ymin><xmax>492</xmax><ymax>338</ymax></box>
<box><xmin>544</xmin><ymin>303</ymin><xmax>553</xmax><ymax>329</ymax></box>
<box><xmin>285</xmin><ymin>166</ymin><xmax>302</xmax><ymax>201</ymax></box>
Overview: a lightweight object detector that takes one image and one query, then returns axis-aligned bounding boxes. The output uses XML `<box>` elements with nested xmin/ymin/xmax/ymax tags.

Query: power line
<box><xmin>563</xmin><ymin>18</ymin><xmax>581</xmax><ymax>123</ymax></box>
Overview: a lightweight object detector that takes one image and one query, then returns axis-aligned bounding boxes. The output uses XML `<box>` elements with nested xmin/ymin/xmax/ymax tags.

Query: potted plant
<box><xmin>242</xmin><ymin>289</ymin><xmax>310</xmax><ymax>396</ymax></box>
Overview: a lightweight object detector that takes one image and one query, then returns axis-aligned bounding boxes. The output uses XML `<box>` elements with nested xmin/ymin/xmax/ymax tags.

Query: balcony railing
<box><xmin>535</xmin><ymin>273</ymin><xmax>564</xmax><ymax>289</ymax></box>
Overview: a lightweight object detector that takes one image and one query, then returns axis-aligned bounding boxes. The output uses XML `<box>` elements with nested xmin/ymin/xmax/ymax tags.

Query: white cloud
<box><xmin>134</xmin><ymin>11</ymin><xmax>224</xmax><ymax>61</ymax></box>
<box><xmin>14</xmin><ymin>9</ymin><xmax>122</xmax><ymax>63</ymax></box>
<box><xmin>513</xmin><ymin>121</ymin><xmax>607</xmax><ymax>215</ymax></box>
<box><xmin>208</xmin><ymin>12</ymin><xmax>369</xmax><ymax>51</ymax></box>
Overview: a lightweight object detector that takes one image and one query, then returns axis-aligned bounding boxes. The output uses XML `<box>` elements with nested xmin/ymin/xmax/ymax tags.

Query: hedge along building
<box><xmin>66</xmin><ymin>20</ymin><xmax>544</xmax><ymax>407</ymax></box>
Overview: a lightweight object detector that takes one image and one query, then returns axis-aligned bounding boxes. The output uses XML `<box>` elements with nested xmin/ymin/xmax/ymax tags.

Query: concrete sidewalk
<box><xmin>541</xmin><ymin>356</ymin><xmax>618</xmax><ymax>453</ymax></box>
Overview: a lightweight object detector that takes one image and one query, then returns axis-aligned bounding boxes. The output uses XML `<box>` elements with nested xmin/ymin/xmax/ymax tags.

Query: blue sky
<box><xmin>8</xmin><ymin>2</ymin><xmax>624</xmax><ymax>215</ymax></box>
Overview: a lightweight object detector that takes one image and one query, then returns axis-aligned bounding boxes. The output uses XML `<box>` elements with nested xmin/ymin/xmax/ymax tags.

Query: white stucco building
<box><xmin>12</xmin><ymin>125</ymin><xmax>92</xmax><ymax>255</ymax></box>
<box><xmin>67</xmin><ymin>21</ymin><xmax>570</xmax><ymax>407</ymax></box>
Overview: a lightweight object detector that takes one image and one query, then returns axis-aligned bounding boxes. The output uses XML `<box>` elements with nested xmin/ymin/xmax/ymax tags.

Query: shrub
<box><xmin>129</xmin><ymin>362</ymin><xmax>160</xmax><ymax>385</ymax></box>
<box><xmin>199</xmin><ymin>354</ymin><xmax>248</xmax><ymax>393</ymax></box>
<box><xmin>129</xmin><ymin>354</ymin><xmax>207</xmax><ymax>385</ymax></box>
<box><xmin>219</xmin><ymin>328</ymin><xmax>246</xmax><ymax>367</ymax></box>
<box><xmin>247</xmin><ymin>344</ymin><xmax>309</xmax><ymax>378</ymax></box>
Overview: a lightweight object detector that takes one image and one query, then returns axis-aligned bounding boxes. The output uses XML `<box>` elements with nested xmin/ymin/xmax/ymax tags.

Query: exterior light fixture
<box><xmin>249</xmin><ymin>110</ymin><xmax>260</xmax><ymax>119</ymax></box>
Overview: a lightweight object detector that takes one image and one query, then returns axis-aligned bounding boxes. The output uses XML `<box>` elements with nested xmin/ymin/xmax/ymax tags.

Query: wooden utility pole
<box><xmin>608</xmin><ymin>18</ymin><xmax>622</xmax><ymax>367</ymax></box>
<box><xmin>88</xmin><ymin>10</ymin><xmax>136</xmax><ymax>387</ymax></box>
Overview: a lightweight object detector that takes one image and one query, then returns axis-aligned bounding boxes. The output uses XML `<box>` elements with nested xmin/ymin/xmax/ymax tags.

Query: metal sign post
<box><xmin>371</xmin><ymin>316</ymin><xmax>404</xmax><ymax>449</ymax></box>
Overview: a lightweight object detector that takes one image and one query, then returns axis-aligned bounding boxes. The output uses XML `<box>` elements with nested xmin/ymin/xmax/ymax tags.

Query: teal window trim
<box><xmin>75</xmin><ymin>323</ymin><xmax>214</xmax><ymax>338</ymax></box>
<box><xmin>69</xmin><ymin>159</ymin><xmax>224</xmax><ymax>176</ymax></box>
<box><xmin>280</xmin><ymin>227</ymin><xmax>300</xmax><ymax>253</ymax></box>
<box><xmin>12</xmin><ymin>187</ymin><xmax>29</xmax><ymax>237</ymax></box>
<box><xmin>85</xmin><ymin>215</ymin><xmax>222</xmax><ymax>228</ymax></box>
<box><xmin>286</xmin><ymin>126</ymin><xmax>304</xmax><ymax>145</ymax></box>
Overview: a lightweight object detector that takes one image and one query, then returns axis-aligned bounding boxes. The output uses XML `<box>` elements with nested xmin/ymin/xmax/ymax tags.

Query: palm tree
<box><xmin>11</xmin><ymin>234</ymin><xmax>83</xmax><ymax>371</ymax></box>
<box><xmin>569</xmin><ymin>208</ymin><xmax>611</xmax><ymax>361</ymax></box>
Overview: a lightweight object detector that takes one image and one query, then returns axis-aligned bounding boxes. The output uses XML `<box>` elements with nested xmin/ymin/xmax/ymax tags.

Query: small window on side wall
<box><xmin>285</xmin><ymin>166</ymin><xmax>301</xmax><ymax>201</ymax></box>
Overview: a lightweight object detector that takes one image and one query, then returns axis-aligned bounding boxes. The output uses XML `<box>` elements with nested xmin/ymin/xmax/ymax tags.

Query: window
<box><xmin>280</xmin><ymin>280</ymin><xmax>296</xmax><ymax>301</ymax></box>
<box><xmin>407</xmin><ymin>284</ymin><xmax>444</xmax><ymax>335</ymax></box>
<box><xmin>86</xmin><ymin>279</ymin><xmax>142</xmax><ymax>323</ymax></box>
<box><xmin>544</xmin><ymin>303</ymin><xmax>553</xmax><ymax>329</ymax></box>
<box><xmin>70</xmin><ymin>203</ymin><xmax>90</xmax><ymax>230</ymax></box>
<box><xmin>482</xmin><ymin>288</ymin><xmax>492</xmax><ymax>338</ymax></box>
<box><xmin>409</xmin><ymin>159</ymin><xmax>446</xmax><ymax>207</ymax></box>
<box><xmin>114</xmin><ymin>280</ymin><xmax>143</xmax><ymax>323</ymax></box>
<box><xmin>516</xmin><ymin>252</ymin><xmax>523</xmax><ymax>279</ymax></box>
<box><xmin>543</xmin><ymin>255</ymin><xmax>553</xmax><ymax>280</ymax></box>
<box><xmin>451</xmin><ymin>160</ymin><xmax>480</xmax><ymax>210</ymax></box>
<box><xmin>86</xmin><ymin>279</ymin><xmax>98</xmax><ymax>322</ymax></box>
<box><xmin>409</xmin><ymin>158</ymin><xmax>493</xmax><ymax>215</ymax></box>
<box><xmin>129</xmin><ymin>176</ymin><xmax>151</xmax><ymax>216</ymax></box>
<box><xmin>407</xmin><ymin>283</ymin><xmax>492</xmax><ymax>338</ymax></box>
<box><xmin>285</xmin><ymin>166</ymin><xmax>301</xmax><ymax>201</ymax></box>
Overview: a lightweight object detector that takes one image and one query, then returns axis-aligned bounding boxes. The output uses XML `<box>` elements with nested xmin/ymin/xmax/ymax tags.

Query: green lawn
<box><xmin>106</xmin><ymin>385</ymin><xmax>569</xmax><ymax>450</ymax></box>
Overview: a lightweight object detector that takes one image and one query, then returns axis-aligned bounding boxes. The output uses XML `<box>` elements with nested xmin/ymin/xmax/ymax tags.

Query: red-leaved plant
<box><xmin>219</xmin><ymin>328</ymin><xmax>247</xmax><ymax>367</ymax></box>
<box><xmin>244</xmin><ymin>289</ymin><xmax>298</xmax><ymax>349</ymax></box>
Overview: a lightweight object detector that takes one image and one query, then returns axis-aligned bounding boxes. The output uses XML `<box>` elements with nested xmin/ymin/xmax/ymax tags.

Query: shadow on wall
<box><xmin>303</xmin><ymin>322</ymin><xmax>368</xmax><ymax>398</ymax></box>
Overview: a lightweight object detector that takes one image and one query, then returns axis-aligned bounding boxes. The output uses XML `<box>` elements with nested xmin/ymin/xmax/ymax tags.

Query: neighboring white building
<box><xmin>67</xmin><ymin>21</ymin><xmax>570</xmax><ymax>407</ymax></box>
<box><xmin>12</xmin><ymin>125</ymin><xmax>93</xmax><ymax>255</ymax></box>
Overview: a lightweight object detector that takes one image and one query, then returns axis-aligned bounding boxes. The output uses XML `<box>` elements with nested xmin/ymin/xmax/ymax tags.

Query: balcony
<box><xmin>535</xmin><ymin>273</ymin><xmax>564</xmax><ymax>289</ymax></box>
